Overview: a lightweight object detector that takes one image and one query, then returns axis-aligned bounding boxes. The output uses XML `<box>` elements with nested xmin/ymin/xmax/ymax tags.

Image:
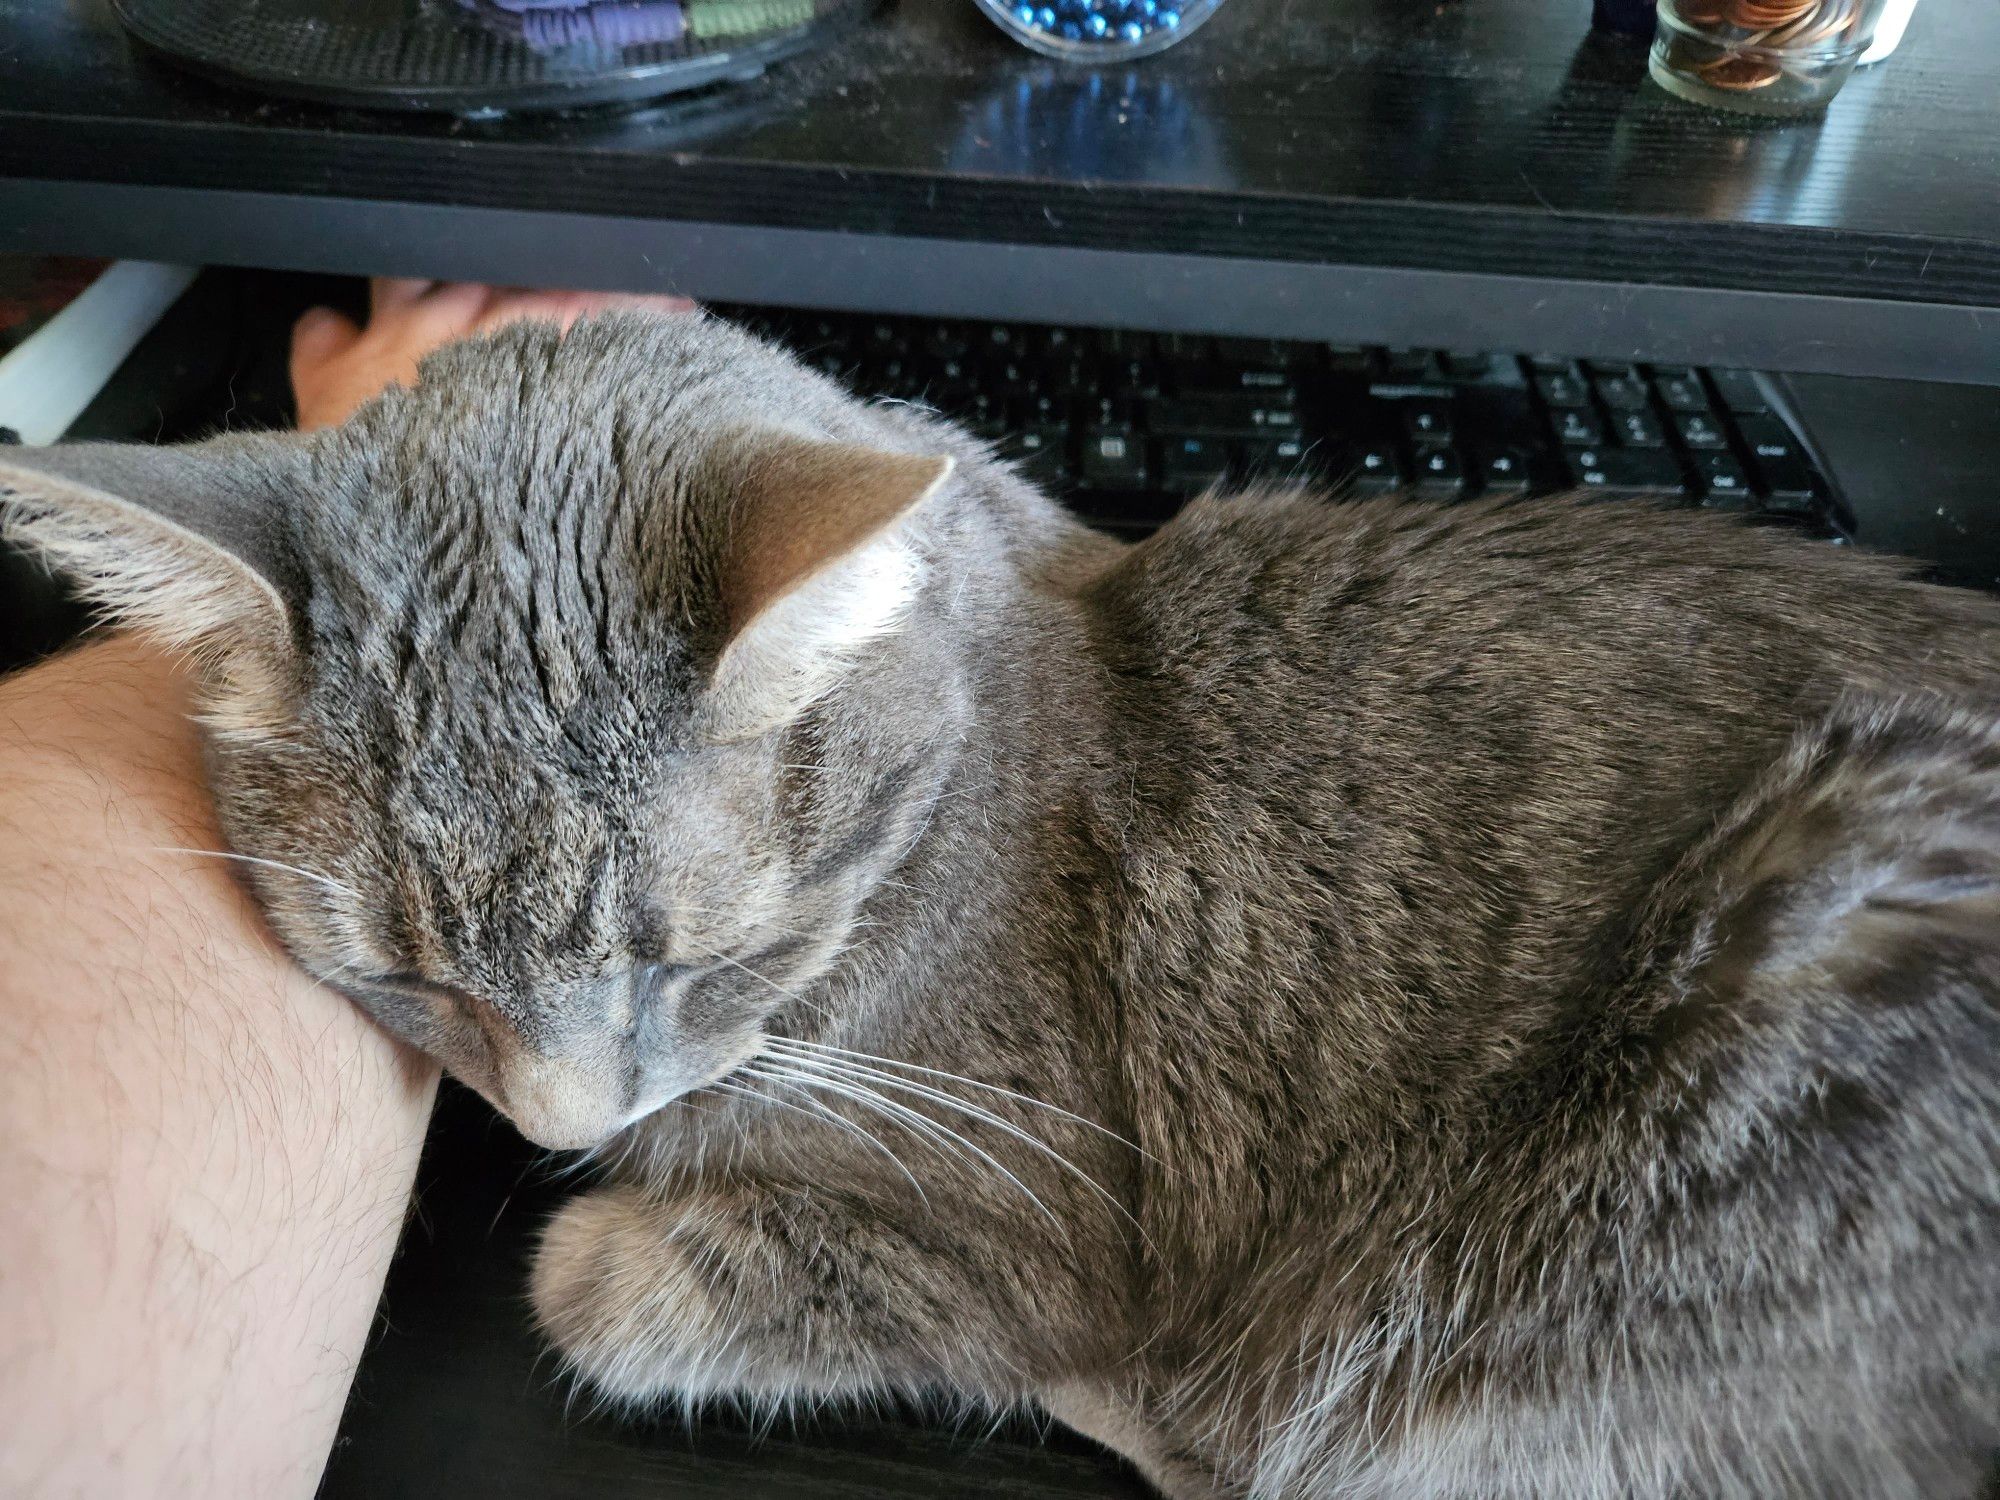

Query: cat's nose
<box><xmin>496</xmin><ymin>1050</ymin><xmax>630</xmax><ymax>1151</ymax></box>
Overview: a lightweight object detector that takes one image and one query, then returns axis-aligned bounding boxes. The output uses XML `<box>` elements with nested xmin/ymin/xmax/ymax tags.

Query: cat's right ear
<box><xmin>0</xmin><ymin>435</ymin><xmax>303</xmax><ymax>656</ymax></box>
<box><xmin>698</xmin><ymin>430</ymin><xmax>954</xmax><ymax>739</ymax></box>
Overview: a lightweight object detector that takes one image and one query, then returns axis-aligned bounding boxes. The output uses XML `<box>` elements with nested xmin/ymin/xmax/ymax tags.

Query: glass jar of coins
<box><xmin>1651</xmin><ymin>0</ymin><xmax>1890</xmax><ymax>113</ymax></box>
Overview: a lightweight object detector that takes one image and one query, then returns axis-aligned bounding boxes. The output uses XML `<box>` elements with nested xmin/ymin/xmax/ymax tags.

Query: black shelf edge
<box><xmin>4</xmin><ymin>118</ymin><xmax>1999</xmax><ymax>315</ymax></box>
<box><xmin>6</xmin><ymin>178</ymin><xmax>1996</xmax><ymax>386</ymax></box>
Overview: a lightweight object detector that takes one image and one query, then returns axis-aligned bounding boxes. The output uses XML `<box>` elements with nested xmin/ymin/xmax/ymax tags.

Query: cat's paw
<box><xmin>531</xmin><ymin>1183</ymin><xmax>723</xmax><ymax>1403</ymax></box>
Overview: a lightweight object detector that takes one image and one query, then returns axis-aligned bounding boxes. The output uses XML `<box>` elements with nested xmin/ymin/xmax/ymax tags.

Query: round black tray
<box><xmin>109</xmin><ymin>0</ymin><xmax>878</xmax><ymax>114</ymax></box>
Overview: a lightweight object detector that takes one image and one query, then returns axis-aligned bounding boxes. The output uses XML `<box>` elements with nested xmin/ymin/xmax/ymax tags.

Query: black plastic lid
<box><xmin>109</xmin><ymin>0</ymin><xmax>877</xmax><ymax>113</ymax></box>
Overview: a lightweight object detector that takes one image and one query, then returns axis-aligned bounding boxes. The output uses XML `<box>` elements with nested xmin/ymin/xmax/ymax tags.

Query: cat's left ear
<box><xmin>701</xmin><ymin>429</ymin><xmax>954</xmax><ymax>738</ymax></box>
<box><xmin>0</xmin><ymin>434</ymin><xmax>304</xmax><ymax>655</ymax></box>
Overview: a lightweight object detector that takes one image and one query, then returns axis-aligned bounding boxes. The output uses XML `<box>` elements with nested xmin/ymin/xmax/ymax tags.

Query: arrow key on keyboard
<box><xmin>1696</xmin><ymin>452</ymin><xmax>1755</xmax><ymax>508</ymax></box>
<box><xmin>1480</xmin><ymin>449</ymin><xmax>1533</xmax><ymax>492</ymax></box>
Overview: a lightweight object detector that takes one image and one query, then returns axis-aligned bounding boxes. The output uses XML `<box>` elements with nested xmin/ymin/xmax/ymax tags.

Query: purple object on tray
<box><xmin>457</xmin><ymin>0</ymin><xmax>687</xmax><ymax>49</ymax></box>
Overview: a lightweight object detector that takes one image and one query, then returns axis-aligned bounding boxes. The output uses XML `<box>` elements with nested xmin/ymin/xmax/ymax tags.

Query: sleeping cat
<box><xmin>2</xmin><ymin>310</ymin><xmax>1997</xmax><ymax>1499</ymax></box>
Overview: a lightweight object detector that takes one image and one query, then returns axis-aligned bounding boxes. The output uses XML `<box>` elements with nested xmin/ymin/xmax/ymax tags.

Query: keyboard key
<box><xmin>1571</xmin><ymin>448</ymin><xmax>1687</xmax><ymax>496</ymax></box>
<box><xmin>1148</xmin><ymin>394</ymin><xmax>1300</xmax><ymax>436</ymax></box>
<box><xmin>1758</xmin><ymin>488</ymin><xmax>1819</xmax><ymax>517</ymax></box>
<box><xmin>1673</xmin><ymin>411</ymin><xmax>1729</xmax><ymax>450</ymax></box>
<box><xmin>1230</xmin><ymin>367</ymin><xmax>1296</xmax><ymax>393</ymax></box>
<box><xmin>1040</xmin><ymin>360</ymin><xmax>1091</xmax><ymax>399</ymax></box>
<box><xmin>1081</xmin><ymin>429</ymin><xmax>1149</xmax><ymax>490</ymax></box>
<box><xmin>1696</xmin><ymin>451</ymin><xmax>1755</xmax><ymax>506</ymax></box>
<box><xmin>1102</xmin><ymin>357</ymin><xmax>1164</xmax><ymax>397</ymax></box>
<box><xmin>1007</xmin><ymin>427</ymin><xmax>1070</xmax><ymax>484</ymax></box>
<box><xmin>920</xmin><ymin>327</ymin><xmax>969</xmax><ymax>363</ymax></box>
<box><xmin>1734</xmin><ymin>415</ymin><xmax>1803</xmax><ymax>467</ymax></box>
<box><xmin>863</xmin><ymin>319</ymin><xmax>909</xmax><ymax>354</ymax></box>
<box><xmin>1008</xmin><ymin>392</ymin><xmax>1066</xmax><ymax>426</ymax></box>
<box><xmin>1552</xmin><ymin>407</ymin><xmax>1605</xmax><ymax>447</ymax></box>
<box><xmin>1324</xmin><ymin>344</ymin><xmax>1371</xmax><ymax>373</ymax></box>
<box><xmin>990</xmin><ymin>358</ymin><xmax>1035</xmax><ymax>390</ymax></box>
<box><xmin>1401</xmin><ymin>400</ymin><xmax>1454</xmax><ymax>443</ymax></box>
<box><xmin>1536</xmin><ymin>372</ymin><xmax>1591</xmax><ymax>408</ymax></box>
<box><xmin>1412</xmin><ymin>445</ymin><xmax>1464</xmax><ymax>497</ymax></box>
<box><xmin>1593</xmin><ymin>374</ymin><xmax>1651</xmax><ymax>411</ymax></box>
<box><xmin>1030</xmin><ymin>326</ymin><xmax>1080</xmax><ymax>359</ymax></box>
<box><xmin>1212</xmin><ymin>337</ymin><xmax>1299</xmax><ymax>366</ymax></box>
<box><xmin>1527</xmin><ymin>355</ymin><xmax>1579</xmax><ymax>374</ymax></box>
<box><xmin>1584</xmin><ymin>359</ymin><xmax>1639</xmax><ymax>378</ymax></box>
<box><xmin>1652</xmin><ymin>370</ymin><xmax>1711</xmax><ymax>413</ymax></box>
<box><xmin>1171</xmin><ymin>357</ymin><xmax>1293</xmax><ymax>394</ymax></box>
<box><xmin>1480</xmin><ymin>449</ymin><xmax>1534</xmax><ymax>492</ymax></box>
<box><xmin>1709</xmin><ymin>369</ymin><xmax>1770</xmax><ymax>413</ymax></box>
<box><xmin>1102</xmin><ymin>329</ymin><xmax>1157</xmax><ymax>359</ymax></box>
<box><xmin>1756</xmin><ymin>456</ymin><xmax>1819</xmax><ymax>505</ymax></box>
<box><xmin>1442</xmin><ymin>351</ymin><xmax>1496</xmax><ymax>381</ymax></box>
<box><xmin>1614</xmin><ymin>410</ymin><xmax>1667</xmax><ymax>448</ymax></box>
<box><xmin>1159</xmin><ymin>434</ymin><xmax>1232</xmax><ymax>492</ymax></box>
<box><xmin>1350</xmin><ymin>444</ymin><xmax>1403</xmax><ymax>492</ymax></box>
<box><xmin>1241</xmin><ymin>434</ymin><xmax>1313</xmax><ymax>474</ymax></box>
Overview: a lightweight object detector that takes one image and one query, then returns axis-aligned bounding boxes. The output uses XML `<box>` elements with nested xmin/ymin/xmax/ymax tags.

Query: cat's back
<box><xmin>1086</xmin><ymin>489</ymin><xmax>2000</xmax><ymax>718</ymax></box>
<box><xmin>1072</xmin><ymin>489</ymin><xmax>2000</xmax><ymax>1114</ymax></box>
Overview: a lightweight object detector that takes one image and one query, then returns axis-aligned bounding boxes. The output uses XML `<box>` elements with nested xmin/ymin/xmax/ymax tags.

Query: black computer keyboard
<box><xmin>716</xmin><ymin>305</ymin><xmax>1845</xmax><ymax>542</ymax></box>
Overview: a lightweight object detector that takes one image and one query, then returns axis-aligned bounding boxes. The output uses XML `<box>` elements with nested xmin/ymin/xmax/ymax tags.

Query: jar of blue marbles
<box><xmin>974</xmin><ymin>0</ymin><xmax>1225</xmax><ymax>59</ymax></box>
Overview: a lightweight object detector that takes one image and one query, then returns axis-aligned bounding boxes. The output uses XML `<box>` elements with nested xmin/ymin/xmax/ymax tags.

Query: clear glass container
<box><xmin>1651</xmin><ymin>0</ymin><xmax>1890</xmax><ymax>114</ymax></box>
<box><xmin>974</xmin><ymin>0</ymin><xmax>1226</xmax><ymax>61</ymax></box>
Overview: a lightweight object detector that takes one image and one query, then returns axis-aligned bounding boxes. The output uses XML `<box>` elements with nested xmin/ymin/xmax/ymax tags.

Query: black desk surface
<box><xmin>3</xmin><ymin>0</ymin><xmax>1999</xmax><ymax>382</ymax></box>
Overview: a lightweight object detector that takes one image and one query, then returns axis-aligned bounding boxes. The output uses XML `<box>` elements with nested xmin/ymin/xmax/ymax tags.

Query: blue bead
<box><xmin>1035</xmin><ymin>4</ymin><xmax>1056</xmax><ymax>22</ymax></box>
<box><xmin>1013</xmin><ymin>2</ymin><xmax>1035</xmax><ymax>20</ymax></box>
<box><xmin>1058</xmin><ymin>16</ymin><xmax>1083</xmax><ymax>36</ymax></box>
<box><xmin>1139</xmin><ymin>0</ymin><xmax>1157</xmax><ymax>15</ymax></box>
<box><xmin>1159</xmin><ymin>7</ymin><xmax>1180</xmax><ymax>24</ymax></box>
<box><xmin>1119</xmin><ymin>18</ymin><xmax>1145</xmax><ymax>38</ymax></box>
<box><xmin>1085</xmin><ymin>11</ymin><xmax>1110</xmax><ymax>34</ymax></box>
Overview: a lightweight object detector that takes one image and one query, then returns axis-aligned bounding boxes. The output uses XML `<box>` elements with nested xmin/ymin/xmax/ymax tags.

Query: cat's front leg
<box><xmin>531</xmin><ymin>1178</ymin><xmax>1096</xmax><ymax>1407</ymax></box>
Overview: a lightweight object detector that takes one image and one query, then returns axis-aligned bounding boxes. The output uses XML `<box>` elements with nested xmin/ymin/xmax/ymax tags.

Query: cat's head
<box><xmin>0</xmin><ymin>312</ymin><xmax>972</xmax><ymax>1149</ymax></box>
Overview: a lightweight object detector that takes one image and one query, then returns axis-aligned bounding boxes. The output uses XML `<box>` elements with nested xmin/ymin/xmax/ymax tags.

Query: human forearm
<box><xmin>0</xmin><ymin>636</ymin><xmax>438</xmax><ymax>1499</ymax></box>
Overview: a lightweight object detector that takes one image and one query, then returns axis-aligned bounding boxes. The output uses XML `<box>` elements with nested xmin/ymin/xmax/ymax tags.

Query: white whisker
<box><xmin>129</xmin><ymin>844</ymin><xmax>359</xmax><ymax>903</ymax></box>
<box><xmin>767</xmin><ymin>1035</ymin><xmax>1151</xmax><ymax>1159</ymax></box>
<box><xmin>765</xmin><ymin>1048</ymin><xmax>1148</xmax><ymax>1245</ymax></box>
<box><xmin>696</xmin><ymin>947</ymin><xmax>832</xmax><ymax>1019</ymax></box>
<box><xmin>670</xmin><ymin>905</ymin><xmax>815</xmax><ymax>941</ymax></box>
<box><xmin>743</xmin><ymin>1062</ymin><xmax>1061</xmax><ymax>1229</ymax></box>
<box><xmin>717</xmin><ymin>1073</ymin><xmax>930</xmax><ymax>1207</ymax></box>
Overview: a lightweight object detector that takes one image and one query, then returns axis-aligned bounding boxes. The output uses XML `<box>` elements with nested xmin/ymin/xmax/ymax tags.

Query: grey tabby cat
<box><xmin>2</xmin><ymin>311</ymin><xmax>1997</xmax><ymax>1500</ymax></box>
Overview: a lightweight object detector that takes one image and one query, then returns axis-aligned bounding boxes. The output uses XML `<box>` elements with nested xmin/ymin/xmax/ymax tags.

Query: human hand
<box><xmin>290</xmin><ymin>278</ymin><xmax>694</xmax><ymax>431</ymax></box>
